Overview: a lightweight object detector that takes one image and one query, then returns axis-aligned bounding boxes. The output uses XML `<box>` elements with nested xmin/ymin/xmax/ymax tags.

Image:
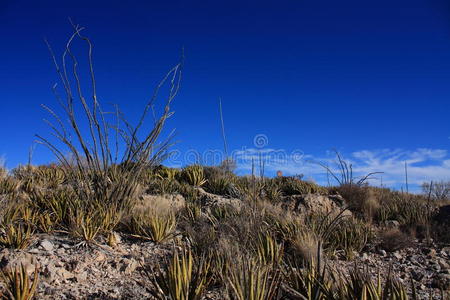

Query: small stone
<box><xmin>393</xmin><ymin>252</ymin><xmax>402</xmax><ymax>260</ymax></box>
<box><xmin>40</xmin><ymin>239</ymin><xmax>54</xmax><ymax>251</ymax></box>
<box><xmin>378</xmin><ymin>249</ymin><xmax>387</xmax><ymax>257</ymax></box>
<box><xmin>361</xmin><ymin>252</ymin><xmax>369</xmax><ymax>261</ymax></box>
<box><xmin>95</xmin><ymin>252</ymin><xmax>106</xmax><ymax>262</ymax></box>
<box><xmin>75</xmin><ymin>271</ymin><xmax>88</xmax><ymax>282</ymax></box>
<box><xmin>438</xmin><ymin>258</ymin><xmax>450</xmax><ymax>269</ymax></box>
<box><xmin>120</xmin><ymin>258</ymin><xmax>138</xmax><ymax>274</ymax></box>
<box><xmin>28</xmin><ymin>248</ymin><xmax>41</xmax><ymax>254</ymax></box>
<box><xmin>57</xmin><ymin>268</ymin><xmax>74</xmax><ymax>280</ymax></box>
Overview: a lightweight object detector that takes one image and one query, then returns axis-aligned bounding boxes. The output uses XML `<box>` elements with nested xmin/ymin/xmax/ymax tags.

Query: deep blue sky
<box><xmin>1</xmin><ymin>0</ymin><xmax>449</xmax><ymax>187</ymax></box>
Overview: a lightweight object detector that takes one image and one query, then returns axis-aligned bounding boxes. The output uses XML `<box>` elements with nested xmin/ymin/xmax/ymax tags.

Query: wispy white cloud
<box><xmin>234</xmin><ymin>148</ymin><xmax>450</xmax><ymax>191</ymax></box>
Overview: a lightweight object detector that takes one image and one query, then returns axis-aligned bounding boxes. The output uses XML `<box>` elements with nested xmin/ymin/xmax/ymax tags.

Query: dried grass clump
<box><xmin>289</xmin><ymin>230</ymin><xmax>322</xmax><ymax>265</ymax></box>
<box><xmin>379</xmin><ymin>228</ymin><xmax>413</xmax><ymax>252</ymax></box>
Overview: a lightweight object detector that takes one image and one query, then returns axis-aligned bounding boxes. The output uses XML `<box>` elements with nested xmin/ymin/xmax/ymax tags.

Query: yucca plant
<box><xmin>0</xmin><ymin>177</ymin><xmax>20</xmax><ymax>195</ymax></box>
<box><xmin>335</xmin><ymin>266</ymin><xmax>415</xmax><ymax>300</ymax></box>
<box><xmin>129</xmin><ymin>211</ymin><xmax>177</xmax><ymax>243</ymax></box>
<box><xmin>325</xmin><ymin>217</ymin><xmax>373</xmax><ymax>259</ymax></box>
<box><xmin>180</xmin><ymin>202</ymin><xmax>203</xmax><ymax>223</ymax></box>
<box><xmin>149</xmin><ymin>178</ymin><xmax>182</xmax><ymax>195</ymax></box>
<box><xmin>69</xmin><ymin>208</ymin><xmax>104</xmax><ymax>245</ymax></box>
<box><xmin>34</xmin><ymin>166</ymin><xmax>66</xmax><ymax>188</ymax></box>
<box><xmin>0</xmin><ymin>223</ymin><xmax>34</xmax><ymax>249</ymax></box>
<box><xmin>283</xmin><ymin>244</ymin><xmax>337</xmax><ymax>300</ymax></box>
<box><xmin>181</xmin><ymin>165</ymin><xmax>207</xmax><ymax>187</ymax></box>
<box><xmin>156</xmin><ymin>167</ymin><xmax>180</xmax><ymax>181</ymax></box>
<box><xmin>227</xmin><ymin>258</ymin><xmax>281</xmax><ymax>300</ymax></box>
<box><xmin>264</xmin><ymin>182</ymin><xmax>283</xmax><ymax>203</ymax></box>
<box><xmin>205</xmin><ymin>177</ymin><xmax>238</xmax><ymax>197</ymax></box>
<box><xmin>209</xmin><ymin>204</ymin><xmax>238</xmax><ymax>223</ymax></box>
<box><xmin>0</xmin><ymin>263</ymin><xmax>39</xmax><ymax>300</ymax></box>
<box><xmin>29</xmin><ymin>188</ymin><xmax>78</xmax><ymax>227</ymax></box>
<box><xmin>145</xmin><ymin>247</ymin><xmax>213</xmax><ymax>300</ymax></box>
<box><xmin>255</xmin><ymin>233</ymin><xmax>283</xmax><ymax>266</ymax></box>
<box><xmin>35</xmin><ymin>212</ymin><xmax>57</xmax><ymax>234</ymax></box>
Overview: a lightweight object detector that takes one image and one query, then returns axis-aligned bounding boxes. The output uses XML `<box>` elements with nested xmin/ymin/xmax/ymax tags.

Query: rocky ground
<box><xmin>331</xmin><ymin>242</ymin><xmax>450</xmax><ymax>300</ymax></box>
<box><xmin>0</xmin><ymin>231</ymin><xmax>448</xmax><ymax>299</ymax></box>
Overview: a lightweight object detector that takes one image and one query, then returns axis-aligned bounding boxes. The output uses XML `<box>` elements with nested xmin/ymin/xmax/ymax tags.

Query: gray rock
<box><xmin>393</xmin><ymin>252</ymin><xmax>403</xmax><ymax>260</ymax></box>
<box><xmin>40</xmin><ymin>239</ymin><xmax>54</xmax><ymax>251</ymax></box>
<box><xmin>120</xmin><ymin>258</ymin><xmax>138</xmax><ymax>274</ymax></box>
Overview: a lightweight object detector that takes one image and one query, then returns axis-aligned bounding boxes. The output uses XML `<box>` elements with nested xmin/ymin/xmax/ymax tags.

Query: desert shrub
<box><xmin>422</xmin><ymin>181</ymin><xmax>449</xmax><ymax>201</ymax></box>
<box><xmin>204</xmin><ymin>177</ymin><xmax>239</xmax><ymax>197</ymax></box>
<box><xmin>178</xmin><ymin>202</ymin><xmax>203</xmax><ymax>224</ymax></box>
<box><xmin>33</xmin><ymin>25</ymin><xmax>182</xmax><ymax>233</ymax></box>
<box><xmin>324</xmin><ymin>216</ymin><xmax>373</xmax><ymax>259</ymax></box>
<box><xmin>376</xmin><ymin>193</ymin><xmax>432</xmax><ymax>228</ymax></box>
<box><xmin>28</xmin><ymin>187</ymin><xmax>78</xmax><ymax>227</ymax></box>
<box><xmin>274</xmin><ymin>176</ymin><xmax>327</xmax><ymax>196</ymax></box>
<box><xmin>283</xmin><ymin>261</ymin><xmax>334</xmax><ymax>299</ymax></box>
<box><xmin>178</xmin><ymin>183</ymin><xmax>202</xmax><ymax>203</ymax></box>
<box><xmin>126</xmin><ymin>208</ymin><xmax>177</xmax><ymax>243</ymax></box>
<box><xmin>0</xmin><ymin>223</ymin><xmax>34</xmax><ymax>250</ymax></box>
<box><xmin>145</xmin><ymin>247</ymin><xmax>213</xmax><ymax>300</ymax></box>
<box><xmin>233</xmin><ymin>176</ymin><xmax>267</xmax><ymax>201</ymax></box>
<box><xmin>287</xmin><ymin>230</ymin><xmax>322</xmax><ymax>266</ymax></box>
<box><xmin>263</xmin><ymin>181</ymin><xmax>283</xmax><ymax>203</ymax></box>
<box><xmin>0</xmin><ymin>166</ymin><xmax>7</xmax><ymax>179</ymax></box>
<box><xmin>0</xmin><ymin>263</ymin><xmax>39</xmax><ymax>300</ymax></box>
<box><xmin>255</xmin><ymin>233</ymin><xmax>283</xmax><ymax>266</ymax></box>
<box><xmin>179</xmin><ymin>165</ymin><xmax>207</xmax><ymax>187</ymax></box>
<box><xmin>379</xmin><ymin>228</ymin><xmax>413</xmax><ymax>252</ymax></box>
<box><xmin>68</xmin><ymin>208</ymin><xmax>104</xmax><ymax>244</ymax></box>
<box><xmin>0</xmin><ymin>176</ymin><xmax>20</xmax><ymax>196</ymax></box>
<box><xmin>333</xmin><ymin>184</ymin><xmax>371</xmax><ymax>217</ymax></box>
<box><xmin>155</xmin><ymin>166</ymin><xmax>180</xmax><ymax>181</ymax></box>
<box><xmin>147</xmin><ymin>178</ymin><xmax>182</xmax><ymax>194</ymax></box>
<box><xmin>226</xmin><ymin>258</ymin><xmax>281</xmax><ymax>300</ymax></box>
<box><xmin>203</xmin><ymin>165</ymin><xmax>235</xmax><ymax>182</ymax></box>
<box><xmin>34</xmin><ymin>165</ymin><xmax>67</xmax><ymax>188</ymax></box>
<box><xmin>214</xmin><ymin>205</ymin><xmax>269</xmax><ymax>254</ymax></box>
<box><xmin>430</xmin><ymin>204</ymin><xmax>450</xmax><ymax>243</ymax></box>
<box><xmin>184</xmin><ymin>221</ymin><xmax>217</xmax><ymax>256</ymax></box>
<box><xmin>208</xmin><ymin>204</ymin><xmax>238</xmax><ymax>223</ymax></box>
